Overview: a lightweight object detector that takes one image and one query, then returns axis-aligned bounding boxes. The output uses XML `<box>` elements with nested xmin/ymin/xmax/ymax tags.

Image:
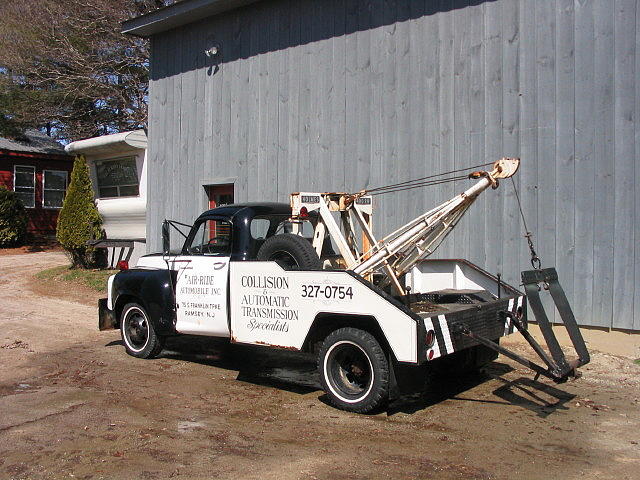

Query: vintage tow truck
<box><xmin>98</xmin><ymin>158</ymin><xmax>589</xmax><ymax>413</ymax></box>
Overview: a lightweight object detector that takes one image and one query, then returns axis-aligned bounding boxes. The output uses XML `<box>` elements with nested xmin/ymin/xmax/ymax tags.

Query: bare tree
<box><xmin>0</xmin><ymin>0</ymin><xmax>168</xmax><ymax>141</ymax></box>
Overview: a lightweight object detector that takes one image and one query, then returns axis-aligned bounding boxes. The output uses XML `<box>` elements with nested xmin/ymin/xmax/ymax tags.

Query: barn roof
<box><xmin>0</xmin><ymin>129</ymin><xmax>67</xmax><ymax>156</ymax></box>
<box><xmin>122</xmin><ymin>0</ymin><xmax>260</xmax><ymax>37</ymax></box>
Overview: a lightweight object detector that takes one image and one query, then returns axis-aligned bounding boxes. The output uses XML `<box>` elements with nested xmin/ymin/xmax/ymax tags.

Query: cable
<box><xmin>369</xmin><ymin>174</ymin><xmax>470</xmax><ymax>195</ymax></box>
<box><xmin>510</xmin><ymin>177</ymin><xmax>530</xmax><ymax>233</ymax></box>
<box><xmin>364</xmin><ymin>161</ymin><xmax>494</xmax><ymax>194</ymax></box>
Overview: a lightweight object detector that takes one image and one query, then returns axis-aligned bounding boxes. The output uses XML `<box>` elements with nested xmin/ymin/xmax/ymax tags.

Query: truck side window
<box><xmin>186</xmin><ymin>219</ymin><xmax>232</xmax><ymax>256</ymax></box>
<box><xmin>249</xmin><ymin>216</ymin><xmax>319</xmax><ymax>258</ymax></box>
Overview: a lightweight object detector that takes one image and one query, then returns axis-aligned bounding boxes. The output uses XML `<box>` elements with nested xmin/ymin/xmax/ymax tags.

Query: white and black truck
<box><xmin>99</xmin><ymin>158</ymin><xmax>589</xmax><ymax>413</ymax></box>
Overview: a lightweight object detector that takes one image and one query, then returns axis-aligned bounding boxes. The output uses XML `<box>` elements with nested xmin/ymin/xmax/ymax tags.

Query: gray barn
<box><xmin>124</xmin><ymin>0</ymin><xmax>640</xmax><ymax>331</ymax></box>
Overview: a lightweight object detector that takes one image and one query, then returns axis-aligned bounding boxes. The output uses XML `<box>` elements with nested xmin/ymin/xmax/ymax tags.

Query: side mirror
<box><xmin>162</xmin><ymin>220</ymin><xmax>171</xmax><ymax>255</ymax></box>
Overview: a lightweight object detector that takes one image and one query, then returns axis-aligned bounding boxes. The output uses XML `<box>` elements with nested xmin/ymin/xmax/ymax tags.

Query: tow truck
<box><xmin>98</xmin><ymin>158</ymin><xmax>589</xmax><ymax>413</ymax></box>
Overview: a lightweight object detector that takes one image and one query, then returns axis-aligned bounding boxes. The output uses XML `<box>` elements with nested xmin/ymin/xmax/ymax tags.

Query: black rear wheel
<box><xmin>318</xmin><ymin>327</ymin><xmax>389</xmax><ymax>413</ymax></box>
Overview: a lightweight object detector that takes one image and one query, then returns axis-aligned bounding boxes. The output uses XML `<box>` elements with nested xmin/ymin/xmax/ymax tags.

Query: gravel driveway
<box><xmin>1</xmin><ymin>252</ymin><xmax>639</xmax><ymax>479</ymax></box>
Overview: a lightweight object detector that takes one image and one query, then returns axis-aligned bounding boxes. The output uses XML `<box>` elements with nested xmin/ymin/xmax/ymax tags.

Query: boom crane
<box><xmin>291</xmin><ymin>156</ymin><xmax>589</xmax><ymax>383</ymax></box>
<box><xmin>290</xmin><ymin>157</ymin><xmax>520</xmax><ymax>295</ymax></box>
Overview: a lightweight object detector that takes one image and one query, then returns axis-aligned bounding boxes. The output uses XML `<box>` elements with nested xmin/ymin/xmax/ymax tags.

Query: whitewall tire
<box><xmin>120</xmin><ymin>303</ymin><xmax>164</xmax><ymax>359</ymax></box>
<box><xmin>318</xmin><ymin>327</ymin><xmax>389</xmax><ymax>413</ymax></box>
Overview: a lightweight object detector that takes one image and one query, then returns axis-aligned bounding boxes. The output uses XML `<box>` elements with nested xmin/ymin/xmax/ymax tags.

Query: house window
<box><xmin>43</xmin><ymin>170</ymin><xmax>68</xmax><ymax>208</ymax></box>
<box><xmin>95</xmin><ymin>156</ymin><xmax>139</xmax><ymax>198</ymax></box>
<box><xmin>14</xmin><ymin>165</ymin><xmax>35</xmax><ymax>208</ymax></box>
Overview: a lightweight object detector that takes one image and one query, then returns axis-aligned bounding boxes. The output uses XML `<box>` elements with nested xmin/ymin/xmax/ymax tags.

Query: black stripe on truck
<box><xmin>431</xmin><ymin>316</ymin><xmax>447</xmax><ymax>356</ymax></box>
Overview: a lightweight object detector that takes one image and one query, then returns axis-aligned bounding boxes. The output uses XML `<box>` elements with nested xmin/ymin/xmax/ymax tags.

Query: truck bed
<box><xmin>402</xmin><ymin>262</ymin><xmax>526</xmax><ymax>358</ymax></box>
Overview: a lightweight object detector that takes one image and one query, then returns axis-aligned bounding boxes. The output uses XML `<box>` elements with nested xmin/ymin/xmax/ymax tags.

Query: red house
<box><xmin>0</xmin><ymin>130</ymin><xmax>73</xmax><ymax>237</ymax></box>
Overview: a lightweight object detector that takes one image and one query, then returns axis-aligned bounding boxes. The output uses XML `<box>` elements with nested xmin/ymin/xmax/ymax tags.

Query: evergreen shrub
<box><xmin>0</xmin><ymin>186</ymin><xmax>28</xmax><ymax>247</ymax></box>
<box><xmin>56</xmin><ymin>155</ymin><xmax>103</xmax><ymax>267</ymax></box>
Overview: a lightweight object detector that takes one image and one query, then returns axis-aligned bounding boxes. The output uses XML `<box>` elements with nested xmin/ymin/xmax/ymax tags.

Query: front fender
<box><xmin>112</xmin><ymin>269</ymin><xmax>177</xmax><ymax>335</ymax></box>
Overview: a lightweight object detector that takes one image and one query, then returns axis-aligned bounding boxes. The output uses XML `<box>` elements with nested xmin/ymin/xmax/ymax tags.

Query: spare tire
<box><xmin>256</xmin><ymin>233</ymin><xmax>322</xmax><ymax>270</ymax></box>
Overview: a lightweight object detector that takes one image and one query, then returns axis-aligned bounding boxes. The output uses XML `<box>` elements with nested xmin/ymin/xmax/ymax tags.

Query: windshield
<box><xmin>184</xmin><ymin>218</ymin><xmax>232</xmax><ymax>256</ymax></box>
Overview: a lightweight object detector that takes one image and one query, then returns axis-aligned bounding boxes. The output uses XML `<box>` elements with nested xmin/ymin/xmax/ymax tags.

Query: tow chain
<box><xmin>510</xmin><ymin>177</ymin><xmax>541</xmax><ymax>271</ymax></box>
<box><xmin>525</xmin><ymin>232</ymin><xmax>541</xmax><ymax>270</ymax></box>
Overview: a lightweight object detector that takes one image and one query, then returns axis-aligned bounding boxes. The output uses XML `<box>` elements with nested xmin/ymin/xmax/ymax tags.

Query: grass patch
<box><xmin>634</xmin><ymin>359</ymin><xmax>640</xmax><ymax>366</ymax></box>
<box><xmin>36</xmin><ymin>265</ymin><xmax>118</xmax><ymax>292</ymax></box>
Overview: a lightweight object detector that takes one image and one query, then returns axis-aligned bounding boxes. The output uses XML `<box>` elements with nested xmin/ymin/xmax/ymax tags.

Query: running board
<box><xmin>452</xmin><ymin>268</ymin><xmax>590</xmax><ymax>383</ymax></box>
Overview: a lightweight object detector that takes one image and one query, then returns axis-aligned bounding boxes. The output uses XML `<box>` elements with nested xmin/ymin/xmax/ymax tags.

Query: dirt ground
<box><xmin>0</xmin><ymin>239</ymin><xmax>62</xmax><ymax>257</ymax></box>
<box><xmin>1</xmin><ymin>252</ymin><xmax>638</xmax><ymax>480</ymax></box>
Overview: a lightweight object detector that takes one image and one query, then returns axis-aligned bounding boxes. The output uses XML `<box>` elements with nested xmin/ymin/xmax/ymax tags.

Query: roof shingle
<box><xmin>0</xmin><ymin>129</ymin><xmax>67</xmax><ymax>155</ymax></box>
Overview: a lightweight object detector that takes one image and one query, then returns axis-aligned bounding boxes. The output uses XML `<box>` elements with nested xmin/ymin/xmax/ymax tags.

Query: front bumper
<box><xmin>98</xmin><ymin>298</ymin><xmax>117</xmax><ymax>331</ymax></box>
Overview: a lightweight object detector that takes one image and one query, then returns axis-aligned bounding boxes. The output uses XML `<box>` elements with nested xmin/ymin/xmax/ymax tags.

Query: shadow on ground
<box><xmin>106</xmin><ymin>336</ymin><xmax>575</xmax><ymax>416</ymax></box>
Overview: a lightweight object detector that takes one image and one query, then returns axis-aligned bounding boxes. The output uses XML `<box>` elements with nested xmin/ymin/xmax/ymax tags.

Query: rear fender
<box><xmin>301</xmin><ymin>313</ymin><xmax>393</xmax><ymax>356</ymax></box>
<box><xmin>303</xmin><ymin>313</ymin><xmax>425</xmax><ymax>398</ymax></box>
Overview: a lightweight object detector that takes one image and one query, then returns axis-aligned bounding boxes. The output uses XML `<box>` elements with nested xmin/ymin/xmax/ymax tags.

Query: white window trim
<box><xmin>42</xmin><ymin>169</ymin><xmax>68</xmax><ymax>209</ymax></box>
<box><xmin>13</xmin><ymin>164</ymin><xmax>36</xmax><ymax>209</ymax></box>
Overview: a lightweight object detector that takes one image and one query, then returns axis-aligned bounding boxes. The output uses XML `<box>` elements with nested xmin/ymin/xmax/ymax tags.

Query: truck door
<box><xmin>174</xmin><ymin>217</ymin><xmax>232</xmax><ymax>337</ymax></box>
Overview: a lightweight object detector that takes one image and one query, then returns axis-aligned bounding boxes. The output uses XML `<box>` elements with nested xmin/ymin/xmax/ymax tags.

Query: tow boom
<box><xmin>290</xmin><ymin>157</ymin><xmax>520</xmax><ymax>294</ymax></box>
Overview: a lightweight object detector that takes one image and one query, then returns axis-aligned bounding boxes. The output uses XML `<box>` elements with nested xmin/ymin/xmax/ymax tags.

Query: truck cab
<box><xmin>101</xmin><ymin>202</ymin><xmax>312</xmax><ymax>337</ymax></box>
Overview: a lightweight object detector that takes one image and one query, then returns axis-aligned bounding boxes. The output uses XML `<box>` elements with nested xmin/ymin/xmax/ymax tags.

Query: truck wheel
<box><xmin>120</xmin><ymin>303</ymin><xmax>164</xmax><ymax>359</ymax></box>
<box><xmin>318</xmin><ymin>327</ymin><xmax>389</xmax><ymax>413</ymax></box>
<box><xmin>256</xmin><ymin>233</ymin><xmax>322</xmax><ymax>269</ymax></box>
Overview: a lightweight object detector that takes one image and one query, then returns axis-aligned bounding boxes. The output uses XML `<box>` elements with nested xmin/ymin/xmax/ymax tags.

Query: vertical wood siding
<box><xmin>147</xmin><ymin>0</ymin><xmax>639</xmax><ymax>330</ymax></box>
